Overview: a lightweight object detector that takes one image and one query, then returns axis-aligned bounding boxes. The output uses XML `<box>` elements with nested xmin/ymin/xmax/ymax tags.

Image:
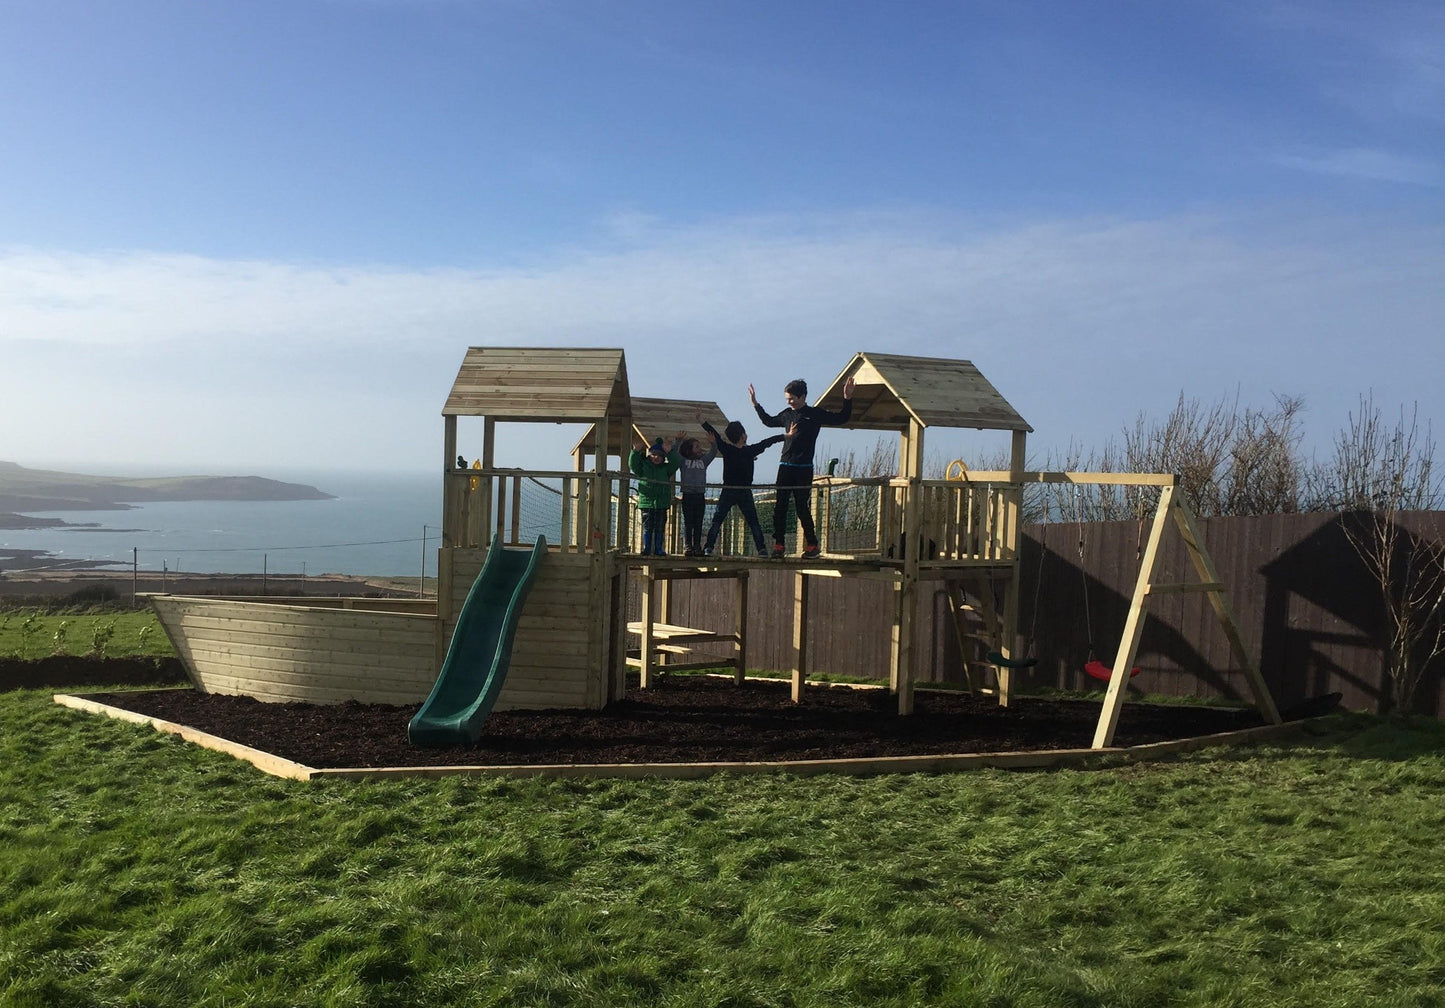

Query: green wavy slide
<box><xmin>408</xmin><ymin>534</ymin><xmax>547</xmax><ymax>747</ymax></box>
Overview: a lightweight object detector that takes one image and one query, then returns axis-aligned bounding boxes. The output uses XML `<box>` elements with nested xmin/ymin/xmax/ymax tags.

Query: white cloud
<box><xmin>1</xmin><ymin>207</ymin><xmax>1441</xmax><ymax>475</ymax></box>
<box><xmin>1275</xmin><ymin>148</ymin><xmax>1444</xmax><ymax>187</ymax></box>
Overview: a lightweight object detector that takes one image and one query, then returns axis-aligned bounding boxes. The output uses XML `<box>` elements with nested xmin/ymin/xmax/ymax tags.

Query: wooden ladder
<box><xmin>944</xmin><ymin>575</ymin><xmax>1007</xmax><ymax>697</ymax></box>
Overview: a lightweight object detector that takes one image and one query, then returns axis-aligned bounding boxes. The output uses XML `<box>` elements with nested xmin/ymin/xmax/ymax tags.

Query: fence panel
<box><xmin>652</xmin><ymin>510</ymin><xmax>1445</xmax><ymax>714</ymax></box>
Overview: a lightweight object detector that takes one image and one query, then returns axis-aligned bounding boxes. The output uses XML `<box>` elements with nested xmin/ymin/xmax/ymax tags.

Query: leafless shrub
<box><xmin>1121</xmin><ymin>391</ymin><xmax>1306</xmax><ymax>517</ymax></box>
<box><xmin>824</xmin><ymin>437</ymin><xmax>897</xmax><ymax>479</ymax></box>
<box><xmin>1306</xmin><ymin>395</ymin><xmax>1440</xmax><ymax>512</ymax></box>
<box><xmin>1310</xmin><ymin>397</ymin><xmax>1444</xmax><ymax>715</ymax></box>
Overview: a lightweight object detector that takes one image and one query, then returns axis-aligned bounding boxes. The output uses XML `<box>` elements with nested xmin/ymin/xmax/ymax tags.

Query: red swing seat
<box><xmin>1083</xmin><ymin>659</ymin><xmax>1141</xmax><ymax>681</ymax></box>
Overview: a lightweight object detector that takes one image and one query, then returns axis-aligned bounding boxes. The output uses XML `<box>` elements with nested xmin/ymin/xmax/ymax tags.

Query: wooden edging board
<box><xmin>55</xmin><ymin>691</ymin><xmax>1313</xmax><ymax>783</ymax></box>
<box><xmin>53</xmin><ymin>692</ymin><xmax>316</xmax><ymax>782</ymax></box>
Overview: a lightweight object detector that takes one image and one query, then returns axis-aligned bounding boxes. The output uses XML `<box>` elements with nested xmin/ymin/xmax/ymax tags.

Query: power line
<box><xmin>141</xmin><ymin>535</ymin><xmax>428</xmax><ymax>555</ymax></box>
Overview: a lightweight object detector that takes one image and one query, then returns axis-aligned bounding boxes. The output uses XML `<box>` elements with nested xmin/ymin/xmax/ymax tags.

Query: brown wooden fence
<box><xmin>646</xmin><ymin>511</ymin><xmax>1445</xmax><ymax>715</ymax></box>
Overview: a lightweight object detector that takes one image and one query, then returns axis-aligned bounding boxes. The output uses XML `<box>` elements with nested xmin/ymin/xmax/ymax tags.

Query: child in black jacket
<box><xmin>701</xmin><ymin>418</ymin><xmax>784</xmax><ymax>557</ymax></box>
<box><xmin>750</xmin><ymin>376</ymin><xmax>855</xmax><ymax>558</ymax></box>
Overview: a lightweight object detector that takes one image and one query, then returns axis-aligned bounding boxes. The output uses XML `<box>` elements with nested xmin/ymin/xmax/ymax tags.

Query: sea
<box><xmin>0</xmin><ymin>470</ymin><xmax>443</xmax><ymax>579</ymax></box>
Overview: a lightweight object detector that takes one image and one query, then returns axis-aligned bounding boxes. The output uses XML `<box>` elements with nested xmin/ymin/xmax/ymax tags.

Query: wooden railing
<box><xmin>441</xmin><ymin>468</ymin><xmax>1171</xmax><ymax>561</ymax></box>
<box><xmin>816</xmin><ymin>477</ymin><xmax>1020</xmax><ymax>562</ymax></box>
<box><xmin>442</xmin><ymin>469</ymin><xmax>633</xmax><ymax>552</ymax></box>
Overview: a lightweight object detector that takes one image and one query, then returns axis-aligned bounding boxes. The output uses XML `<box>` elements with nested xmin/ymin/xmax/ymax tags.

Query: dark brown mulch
<box><xmin>2</xmin><ymin>655</ymin><xmax>187</xmax><ymax>691</ymax></box>
<box><xmin>74</xmin><ymin>674</ymin><xmax>1276</xmax><ymax>770</ymax></box>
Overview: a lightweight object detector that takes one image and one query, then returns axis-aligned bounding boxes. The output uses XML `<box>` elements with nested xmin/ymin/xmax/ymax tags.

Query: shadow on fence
<box><xmin>658</xmin><ymin>511</ymin><xmax>1445</xmax><ymax>715</ymax></box>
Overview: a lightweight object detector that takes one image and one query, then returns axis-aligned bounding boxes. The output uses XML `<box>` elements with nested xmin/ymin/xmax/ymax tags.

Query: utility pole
<box><xmin>418</xmin><ymin>525</ymin><xmax>429</xmax><ymax>597</ymax></box>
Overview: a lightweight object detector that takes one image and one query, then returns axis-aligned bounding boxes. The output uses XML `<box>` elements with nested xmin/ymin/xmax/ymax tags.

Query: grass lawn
<box><xmin>3</xmin><ymin>685</ymin><xmax>1444</xmax><ymax>1007</ymax></box>
<box><xmin>0</xmin><ymin>608</ymin><xmax>172</xmax><ymax>661</ymax></box>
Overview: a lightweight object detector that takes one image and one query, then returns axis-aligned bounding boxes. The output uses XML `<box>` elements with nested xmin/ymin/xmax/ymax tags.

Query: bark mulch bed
<box><xmin>64</xmin><ymin>671</ymin><xmax>1292</xmax><ymax>770</ymax></box>
<box><xmin>3</xmin><ymin>655</ymin><xmax>187</xmax><ymax>691</ymax></box>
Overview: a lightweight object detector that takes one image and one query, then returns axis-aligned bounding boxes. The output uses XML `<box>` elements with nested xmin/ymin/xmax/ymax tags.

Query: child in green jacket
<box><xmin>629</xmin><ymin>436</ymin><xmax>681</xmax><ymax>556</ymax></box>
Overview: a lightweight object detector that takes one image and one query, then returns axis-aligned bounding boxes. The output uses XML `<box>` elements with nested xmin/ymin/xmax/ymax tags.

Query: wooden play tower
<box><xmin>440</xmin><ymin>348</ymin><xmax>1046</xmax><ymax>715</ymax></box>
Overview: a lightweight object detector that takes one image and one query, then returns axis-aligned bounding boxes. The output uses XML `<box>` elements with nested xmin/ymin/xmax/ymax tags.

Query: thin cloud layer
<box><xmin>1</xmin><ymin>208</ymin><xmax>1440</xmax><ymax>473</ymax></box>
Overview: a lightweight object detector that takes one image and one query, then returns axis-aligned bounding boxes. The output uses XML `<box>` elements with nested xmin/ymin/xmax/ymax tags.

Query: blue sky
<box><xmin>2</xmin><ymin>0</ymin><xmax>1440</xmax><ymax>476</ymax></box>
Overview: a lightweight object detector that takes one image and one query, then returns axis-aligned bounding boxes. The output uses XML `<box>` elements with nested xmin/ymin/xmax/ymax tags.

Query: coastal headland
<box><xmin>0</xmin><ymin>461</ymin><xmax>342</xmax><ymax>577</ymax></box>
<box><xmin>0</xmin><ymin>460</ymin><xmax>334</xmax><ymax>527</ymax></box>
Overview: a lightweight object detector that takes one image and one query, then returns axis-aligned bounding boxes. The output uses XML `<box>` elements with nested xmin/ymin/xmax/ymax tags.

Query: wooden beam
<box><xmin>1145</xmin><ymin>581</ymin><xmax>1226</xmax><ymax>595</ymax></box>
<box><xmin>961</xmin><ymin>471</ymin><xmax>1177</xmax><ymax>487</ymax></box>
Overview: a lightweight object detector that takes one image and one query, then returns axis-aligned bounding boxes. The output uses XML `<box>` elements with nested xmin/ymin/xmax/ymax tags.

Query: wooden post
<box><xmin>442</xmin><ymin>416</ymin><xmax>459</xmax><ymax>548</ymax></box>
<box><xmin>734</xmin><ymin>571</ymin><xmax>749</xmax><ymax>684</ymax></box>
<box><xmin>997</xmin><ymin>428</ymin><xmax>1028</xmax><ymax>706</ymax></box>
<box><xmin>639</xmin><ymin>568</ymin><xmax>656</xmax><ymax>689</ymax></box>
<box><xmin>514</xmin><ymin>473</ymin><xmax>525</xmax><ymax>545</ymax></box>
<box><xmin>478</xmin><ymin>419</ymin><xmax>496</xmax><ymax>549</ymax></box>
<box><xmin>893</xmin><ymin>420</ymin><xmax>925</xmax><ymax>715</ymax></box>
<box><xmin>434</xmin><ymin>546</ymin><xmax>455</xmax><ymax>675</ymax></box>
<box><xmin>654</xmin><ymin>574</ymin><xmax>672</xmax><ymax>674</ymax></box>
<box><xmin>610</xmin><ymin>568</ymin><xmax>629</xmax><ymax>702</ymax></box>
<box><xmin>791</xmin><ymin>570</ymin><xmax>809</xmax><ymax>702</ymax></box>
<box><xmin>591</xmin><ymin>417</ymin><xmax>609</xmax><ymax>554</ymax></box>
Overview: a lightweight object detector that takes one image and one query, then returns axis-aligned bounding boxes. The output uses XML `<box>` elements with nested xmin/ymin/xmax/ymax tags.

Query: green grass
<box><xmin>3</xmin><ymin>687</ymin><xmax>1444</xmax><ymax>1008</ymax></box>
<box><xmin>0</xmin><ymin>608</ymin><xmax>173</xmax><ymax>660</ymax></box>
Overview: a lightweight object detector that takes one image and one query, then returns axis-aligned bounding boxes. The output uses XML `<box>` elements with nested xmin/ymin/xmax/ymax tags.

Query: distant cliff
<box><xmin>0</xmin><ymin>461</ymin><xmax>335</xmax><ymax>516</ymax></box>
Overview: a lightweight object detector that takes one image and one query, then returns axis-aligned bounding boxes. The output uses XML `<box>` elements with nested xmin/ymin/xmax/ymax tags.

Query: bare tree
<box><xmin>823</xmin><ymin>436</ymin><xmax>896</xmax><ymax>479</ymax></box>
<box><xmin>1308</xmin><ymin>395</ymin><xmax>1439</xmax><ymax>512</ymax></box>
<box><xmin>1313</xmin><ymin>396</ymin><xmax>1445</xmax><ymax>715</ymax></box>
<box><xmin>1124</xmin><ymin>393</ymin><xmax>1237</xmax><ymax>515</ymax></box>
<box><xmin>1030</xmin><ymin>439</ymin><xmax>1137</xmax><ymax>524</ymax></box>
<box><xmin>1121</xmin><ymin>391</ymin><xmax>1307</xmax><ymax>517</ymax></box>
<box><xmin>1224</xmin><ymin>395</ymin><xmax>1307</xmax><ymax>515</ymax></box>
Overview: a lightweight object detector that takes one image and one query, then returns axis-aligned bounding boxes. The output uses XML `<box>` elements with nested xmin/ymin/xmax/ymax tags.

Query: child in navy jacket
<box><xmin>701</xmin><ymin>418</ymin><xmax>784</xmax><ymax>557</ymax></box>
<box><xmin>750</xmin><ymin>376</ymin><xmax>855</xmax><ymax>558</ymax></box>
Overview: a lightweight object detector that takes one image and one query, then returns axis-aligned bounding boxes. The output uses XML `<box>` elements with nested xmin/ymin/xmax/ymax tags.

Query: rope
<box><xmin>1074</xmin><ymin>483</ymin><xmax>1096</xmax><ymax>661</ymax></box>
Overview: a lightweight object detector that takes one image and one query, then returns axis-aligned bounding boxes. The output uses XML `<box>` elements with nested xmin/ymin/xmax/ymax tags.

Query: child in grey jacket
<box><xmin>677</xmin><ymin>433</ymin><xmax>718</xmax><ymax>557</ymax></box>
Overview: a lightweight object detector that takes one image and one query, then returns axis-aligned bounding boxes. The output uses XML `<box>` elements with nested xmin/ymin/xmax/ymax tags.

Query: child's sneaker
<box><xmin>801</xmin><ymin>544</ymin><xmax>822</xmax><ymax>560</ymax></box>
<box><xmin>771</xmin><ymin>543</ymin><xmax>786</xmax><ymax>559</ymax></box>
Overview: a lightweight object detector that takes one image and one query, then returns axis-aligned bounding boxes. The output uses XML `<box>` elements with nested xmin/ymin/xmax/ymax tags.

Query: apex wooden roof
<box><xmin>573</xmin><ymin>397</ymin><xmax>730</xmax><ymax>457</ymax></box>
<box><xmin>815</xmin><ymin>352</ymin><xmax>1032</xmax><ymax>432</ymax></box>
<box><xmin>441</xmin><ymin>347</ymin><xmax>632</xmax><ymax>423</ymax></box>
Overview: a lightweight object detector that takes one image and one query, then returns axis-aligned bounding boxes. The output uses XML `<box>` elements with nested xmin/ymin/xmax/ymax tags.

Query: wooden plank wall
<box><xmin>442</xmin><ymin>548</ymin><xmax>605</xmax><ymax>710</ymax></box>
<box><xmin>149</xmin><ymin>596</ymin><xmax>438</xmax><ymax>705</ymax></box>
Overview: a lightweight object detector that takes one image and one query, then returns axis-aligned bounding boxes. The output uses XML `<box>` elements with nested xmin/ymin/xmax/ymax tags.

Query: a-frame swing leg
<box><xmin>1090</xmin><ymin>486</ymin><xmax>1282</xmax><ymax>750</ymax></box>
<box><xmin>1170</xmin><ymin>496</ymin><xmax>1282</xmax><ymax>728</ymax></box>
<box><xmin>1092</xmin><ymin>487</ymin><xmax>1172</xmax><ymax>749</ymax></box>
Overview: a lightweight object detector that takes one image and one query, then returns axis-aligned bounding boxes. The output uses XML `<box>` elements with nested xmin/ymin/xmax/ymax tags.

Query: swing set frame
<box><xmin>955</xmin><ymin>470</ymin><xmax>1282</xmax><ymax>748</ymax></box>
